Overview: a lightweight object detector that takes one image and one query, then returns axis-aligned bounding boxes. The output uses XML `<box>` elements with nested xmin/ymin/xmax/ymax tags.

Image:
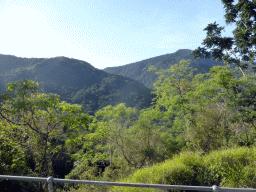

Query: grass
<box><xmin>110</xmin><ymin>146</ymin><xmax>256</xmax><ymax>192</ymax></box>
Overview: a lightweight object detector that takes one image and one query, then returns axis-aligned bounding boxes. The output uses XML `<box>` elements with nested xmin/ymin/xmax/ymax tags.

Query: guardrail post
<box><xmin>47</xmin><ymin>176</ymin><xmax>54</xmax><ymax>192</ymax></box>
<box><xmin>212</xmin><ymin>185</ymin><xmax>219</xmax><ymax>192</ymax></box>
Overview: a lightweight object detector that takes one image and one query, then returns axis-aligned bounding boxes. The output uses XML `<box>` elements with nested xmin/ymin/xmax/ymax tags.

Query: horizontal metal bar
<box><xmin>0</xmin><ymin>175</ymin><xmax>47</xmax><ymax>182</ymax></box>
<box><xmin>0</xmin><ymin>175</ymin><xmax>255</xmax><ymax>192</ymax></box>
<box><xmin>54</xmin><ymin>178</ymin><xmax>213</xmax><ymax>190</ymax></box>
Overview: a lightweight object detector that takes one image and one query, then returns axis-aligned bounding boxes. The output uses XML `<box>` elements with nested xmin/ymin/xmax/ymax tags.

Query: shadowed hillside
<box><xmin>0</xmin><ymin>55</ymin><xmax>154</xmax><ymax>114</ymax></box>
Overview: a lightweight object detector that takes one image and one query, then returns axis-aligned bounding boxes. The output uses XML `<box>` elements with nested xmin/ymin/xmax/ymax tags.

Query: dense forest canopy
<box><xmin>1</xmin><ymin>58</ymin><xmax>256</xmax><ymax>191</ymax></box>
<box><xmin>0</xmin><ymin>55</ymin><xmax>156</xmax><ymax>115</ymax></box>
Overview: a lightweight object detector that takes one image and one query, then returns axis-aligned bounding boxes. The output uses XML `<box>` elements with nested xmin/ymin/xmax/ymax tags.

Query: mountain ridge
<box><xmin>0</xmin><ymin>49</ymin><xmax>236</xmax><ymax>113</ymax></box>
<box><xmin>103</xmin><ymin>49</ymin><xmax>228</xmax><ymax>88</ymax></box>
<box><xmin>0</xmin><ymin>54</ymin><xmax>154</xmax><ymax>114</ymax></box>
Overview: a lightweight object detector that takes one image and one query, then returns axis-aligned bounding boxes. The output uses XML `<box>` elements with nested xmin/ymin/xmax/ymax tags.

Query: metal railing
<box><xmin>0</xmin><ymin>175</ymin><xmax>256</xmax><ymax>192</ymax></box>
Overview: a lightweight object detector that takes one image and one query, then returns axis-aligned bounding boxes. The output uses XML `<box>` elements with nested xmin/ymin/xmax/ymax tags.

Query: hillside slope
<box><xmin>0</xmin><ymin>55</ymin><xmax>154</xmax><ymax>114</ymax></box>
<box><xmin>104</xmin><ymin>49</ymin><xmax>228</xmax><ymax>88</ymax></box>
<box><xmin>110</xmin><ymin>147</ymin><xmax>256</xmax><ymax>192</ymax></box>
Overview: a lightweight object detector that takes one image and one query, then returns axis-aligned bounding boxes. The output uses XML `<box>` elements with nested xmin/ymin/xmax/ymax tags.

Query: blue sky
<box><xmin>0</xmin><ymin>0</ymin><xmax>241</xmax><ymax>69</ymax></box>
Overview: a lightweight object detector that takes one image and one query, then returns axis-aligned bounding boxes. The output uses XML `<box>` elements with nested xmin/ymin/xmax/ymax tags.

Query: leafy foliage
<box><xmin>63</xmin><ymin>56</ymin><xmax>256</xmax><ymax>191</ymax></box>
<box><xmin>191</xmin><ymin>0</ymin><xmax>256</xmax><ymax>75</ymax></box>
<box><xmin>0</xmin><ymin>79</ymin><xmax>90</xmax><ymax>191</ymax></box>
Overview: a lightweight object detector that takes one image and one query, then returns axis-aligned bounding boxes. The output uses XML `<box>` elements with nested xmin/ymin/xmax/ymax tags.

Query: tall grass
<box><xmin>110</xmin><ymin>147</ymin><xmax>256</xmax><ymax>192</ymax></box>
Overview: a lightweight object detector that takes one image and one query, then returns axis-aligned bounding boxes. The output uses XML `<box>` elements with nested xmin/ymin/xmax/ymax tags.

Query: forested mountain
<box><xmin>0</xmin><ymin>54</ymin><xmax>154</xmax><ymax>114</ymax></box>
<box><xmin>2</xmin><ymin>1</ymin><xmax>256</xmax><ymax>191</ymax></box>
<box><xmin>104</xmin><ymin>49</ymin><xmax>228</xmax><ymax>88</ymax></box>
<box><xmin>0</xmin><ymin>50</ymin><xmax>236</xmax><ymax>114</ymax></box>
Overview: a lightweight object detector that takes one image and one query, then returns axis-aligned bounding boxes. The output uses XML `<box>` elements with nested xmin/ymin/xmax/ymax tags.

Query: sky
<box><xmin>0</xmin><ymin>0</ymin><xmax>242</xmax><ymax>69</ymax></box>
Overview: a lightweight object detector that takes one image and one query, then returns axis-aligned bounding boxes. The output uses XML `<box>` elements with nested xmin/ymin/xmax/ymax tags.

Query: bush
<box><xmin>110</xmin><ymin>147</ymin><xmax>256</xmax><ymax>192</ymax></box>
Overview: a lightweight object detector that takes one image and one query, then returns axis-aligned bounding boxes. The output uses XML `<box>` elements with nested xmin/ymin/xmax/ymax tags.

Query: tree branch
<box><xmin>0</xmin><ymin>112</ymin><xmax>43</xmax><ymax>135</ymax></box>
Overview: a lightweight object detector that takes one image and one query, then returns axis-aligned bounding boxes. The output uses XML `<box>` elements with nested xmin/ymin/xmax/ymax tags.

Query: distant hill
<box><xmin>0</xmin><ymin>55</ymin><xmax>154</xmax><ymax>114</ymax></box>
<box><xmin>103</xmin><ymin>49</ymin><xmax>228</xmax><ymax>89</ymax></box>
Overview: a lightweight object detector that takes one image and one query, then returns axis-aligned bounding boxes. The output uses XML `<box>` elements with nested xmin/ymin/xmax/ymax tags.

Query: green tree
<box><xmin>0</xmin><ymin>79</ymin><xmax>90</xmax><ymax>179</ymax></box>
<box><xmin>0</xmin><ymin>119</ymin><xmax>42</xmax><ymax>192</ymax></box>
<box><xmin>148</xmin><ymin>59</ymin><xmax>256</xmax><ymax>153</ymax></box>
<box><xmin>0</xmin><ymin>120</ymin><xmax>31</xmax><ymax>175</ymax></box>
<box><xmin>146</xmin><ymin>59</ymin><xmax>199</xmax><ymax>155</ymax></box>
<box><xmin>187</xmin><ymin>64</ymin><xmax>256</xmax><ymax>150</ymax></box>
<box><xmin>186</xmin><ymin>103</ymin><xmax>226</xmax><ymax>153</ymax></box>
<box><xmin>191</xmin><ymin>0</ymin><xmax>256</xmax><ymax>75</ymax></box>
<box><xmin>149</xmin><ymin>59</ymin><xmax>197</xmax><ymax>134</ymax></box>
<box><xmin>84</xmin><ymin>103</ymin><xmax>140</xmax><ymax>167</ymax></box>
<box><xmin>65</xmin><ymin>103</ymin><xmax>140</xmax><ymax>192</ymax></box>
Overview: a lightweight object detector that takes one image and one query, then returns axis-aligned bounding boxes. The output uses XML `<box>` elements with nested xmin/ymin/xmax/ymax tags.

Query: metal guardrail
<box><xmin>0</xmin><ymin>175</ymin><xmax>256</xmax><ymax>192</ymax></box>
